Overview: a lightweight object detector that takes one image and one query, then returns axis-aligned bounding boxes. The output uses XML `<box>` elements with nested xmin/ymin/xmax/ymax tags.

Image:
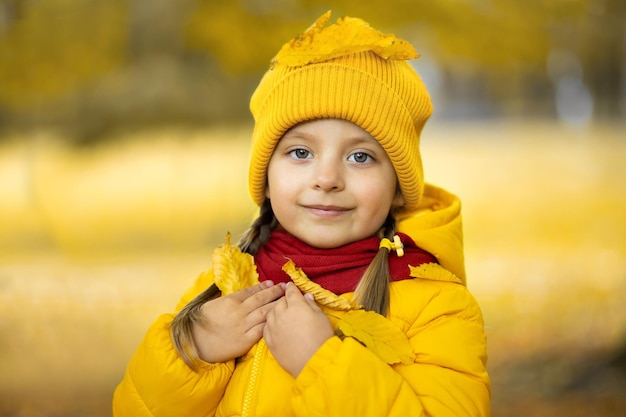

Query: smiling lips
<box><xmin>303</xmin><ymin>205</ymin><xmax>351</xmax><ymax>218</ymax></box>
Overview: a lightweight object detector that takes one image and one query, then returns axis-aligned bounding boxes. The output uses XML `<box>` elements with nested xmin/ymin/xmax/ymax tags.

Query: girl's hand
<box><xmin>264</xmin><ymin>282</ymin><xmax>334</xmax><ymax>377</ymax></box>
<box><xmin>192</xmin><ymin>281</ymin><xmax>286</xmax><ymax>363</ymax></box>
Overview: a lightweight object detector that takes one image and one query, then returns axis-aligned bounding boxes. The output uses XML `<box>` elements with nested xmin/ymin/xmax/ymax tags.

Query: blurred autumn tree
<box><xmin>0</xmin><ymin>0</ymin><xmax>623</xmax><ymax>142</ymax></box>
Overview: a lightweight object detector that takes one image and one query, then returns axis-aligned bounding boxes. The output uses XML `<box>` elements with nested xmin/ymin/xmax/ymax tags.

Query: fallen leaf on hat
<box><xmin>272</xmin><ymin>10</ymin><xmax>419</xmax><ymax>67</ymax></box>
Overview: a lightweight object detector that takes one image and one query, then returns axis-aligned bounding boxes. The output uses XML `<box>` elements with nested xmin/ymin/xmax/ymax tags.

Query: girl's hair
<box><xmin>352</xmin><ymin>213</ymin><xmax>397</xmax><ymax>316</ymax></box>
<box><xmin>238</xmin><ymin>199</ymin><xmax>280</xmax><ymax>255</ymax></box>
<box><xmin>171</xmin><ymin>199</ymin><xmax>396</xmax><ymax>370</ymax></box>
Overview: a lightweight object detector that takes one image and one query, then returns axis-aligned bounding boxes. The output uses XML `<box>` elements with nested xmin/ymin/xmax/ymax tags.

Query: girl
<box><xmin>113</xmin><ymin>11</ymin><xmax>490</xmax><ymax>417</ymax></box>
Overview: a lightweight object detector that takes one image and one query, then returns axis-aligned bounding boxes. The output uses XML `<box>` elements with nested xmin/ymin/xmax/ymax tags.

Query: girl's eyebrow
<box><xmin>281</xmin><ymin>129</ymin><xmax>318</xmax><ymax>140</ymax></box>
<box><xmin>283</xmin><ymin>130</ymin><xmax>377</xmax><ymax>144</ymax></box>
<box><xmin>281</xmin><ymin>132</ymin><xmax>311</xmax><ymax>141</ymax></box>
<box><xmin>339</xmin><ymin>135</ymin><xmax>382</xmax><ymax>149</ymax></box>
<box><xmin>349</xmin><ymin>136</ymin><xmax>378</xmax><ymax>145</ymax></box>
<box><xmin>276</xmin><ymin>134</ymin><xmax>307</xmax><ymax>146</ymax></box>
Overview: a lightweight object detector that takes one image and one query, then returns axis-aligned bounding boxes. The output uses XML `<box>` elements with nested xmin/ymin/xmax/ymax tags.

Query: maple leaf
<box><xmin>212</xmin><ymin>233</ymin><xmax>259</xmax><ymax>295</ymax></box>
<box><xmin>272</xmin><ymin>10</ymin><xmax>419</xmax><ymax>67</ymax></box>
<box><xmin>281</xmin><ymin>259</ymin><xmax>356</xmax><ymax>310</ymax></box>
<box><xmin>338</xmin><ymin>310</ymin><xmax>416</xmax><ymax>365</ymax></box>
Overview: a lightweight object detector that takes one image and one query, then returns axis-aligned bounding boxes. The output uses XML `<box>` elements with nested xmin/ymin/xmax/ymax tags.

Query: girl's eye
<box><xmin>289</xmin><ymin>149</ymin><xmax>311</xmax><ymax>159</ymax></box>
<box><xmin>349</xmin><ymin>152</ymin><xmax>372</xmax><ymax>163</ymax></box>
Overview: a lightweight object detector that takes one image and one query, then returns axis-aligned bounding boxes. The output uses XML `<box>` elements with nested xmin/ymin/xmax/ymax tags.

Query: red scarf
<box><xmin>254</xmin><ymin>229</ymin><xmax>437</xmax><ymax>294</ymax></box>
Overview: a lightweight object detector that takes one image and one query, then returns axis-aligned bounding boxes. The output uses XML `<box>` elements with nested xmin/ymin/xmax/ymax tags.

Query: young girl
<box><xmin>113</xmin><ymin>11</ymin><xmax>490</xmax><ymax>417</ymax></box>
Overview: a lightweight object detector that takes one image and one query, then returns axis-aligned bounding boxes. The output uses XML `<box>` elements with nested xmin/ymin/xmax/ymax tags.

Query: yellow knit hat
<box><xmin>248</xmin><ymin>11</ymin><xmax>433</xmax><ymax>217</ymax></box>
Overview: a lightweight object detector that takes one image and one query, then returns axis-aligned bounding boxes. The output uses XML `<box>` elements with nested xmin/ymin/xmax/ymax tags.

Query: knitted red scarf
<box><xmin>254</xmin><ymin>229</ymin><xmax>437</xmax><ymax>294</ymax></box>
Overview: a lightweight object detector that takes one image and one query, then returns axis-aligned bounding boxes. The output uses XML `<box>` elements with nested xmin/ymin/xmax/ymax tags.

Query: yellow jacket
<box><xmin>113</xmin><ymin>184</ymin><xmax>490</xmax><ymax>417</ymax></box>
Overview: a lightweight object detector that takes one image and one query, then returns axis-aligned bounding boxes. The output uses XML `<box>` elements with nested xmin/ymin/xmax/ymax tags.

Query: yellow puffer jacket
<box><xmin>113</xmin><ymin>184</ymin><xmax>491</xmax><ymax>417</ymax></box>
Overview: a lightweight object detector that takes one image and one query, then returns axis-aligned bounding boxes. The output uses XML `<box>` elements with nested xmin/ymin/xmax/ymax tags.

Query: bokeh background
<box><xmin>1</xmin><ymin>1</ymin><xmax>625</xmax><ymax>416</ymax></box>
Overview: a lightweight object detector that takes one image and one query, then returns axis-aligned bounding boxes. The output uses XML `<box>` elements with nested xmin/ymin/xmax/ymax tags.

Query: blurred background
<box><xmin>1</xmin><ymin>0</ymin><xmax>625</xmax><ymax>416</ymax></box>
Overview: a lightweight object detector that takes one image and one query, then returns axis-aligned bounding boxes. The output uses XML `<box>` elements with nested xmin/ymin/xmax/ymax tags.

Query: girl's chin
<box><xmin>291</xmin><ymin>233</ymin><xmax>356</xmax><ymax>249</ymax></box>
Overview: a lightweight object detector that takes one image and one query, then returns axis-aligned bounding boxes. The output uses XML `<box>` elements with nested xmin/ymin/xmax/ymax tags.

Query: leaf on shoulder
<box><xmin>409</xmin><ymin>262</ymin><xmax>463</xmax><ymax>284</ymax></box>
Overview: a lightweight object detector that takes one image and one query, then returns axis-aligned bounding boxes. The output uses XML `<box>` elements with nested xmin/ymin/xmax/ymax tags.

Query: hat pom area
<box><xmin>272</xmin><ymin>10</ymin><xmax>420</xmax><ymax>67</ymax></box>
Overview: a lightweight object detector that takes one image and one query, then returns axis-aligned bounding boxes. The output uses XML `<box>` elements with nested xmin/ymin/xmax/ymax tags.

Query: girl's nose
<box><xmin>312</xmin><ymin>160</ymin><xmax>344</xmax><ymax>191</ymax></box>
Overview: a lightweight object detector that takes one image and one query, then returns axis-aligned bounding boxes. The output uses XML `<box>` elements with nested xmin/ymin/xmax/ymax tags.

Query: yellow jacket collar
<box><xmin>398</xmin><ymin>183</ymin><xmax>466</xmax><ymax>284</ymax></box>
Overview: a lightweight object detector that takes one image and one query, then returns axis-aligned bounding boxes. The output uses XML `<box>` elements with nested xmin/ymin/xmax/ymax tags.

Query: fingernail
<box><xmin>279</xmin><ymin>282</ymin><xmax>287</xmax><ymax>290</ymax></box>
<box><xmin>305</xmin><ymin>293</ymin><xmax>314</xmax><ymax>300</ymax></box>
<box><xmin>264</xmin><ymin>280</ymin><xmax>275</xmax><ymax>287</ymax></box>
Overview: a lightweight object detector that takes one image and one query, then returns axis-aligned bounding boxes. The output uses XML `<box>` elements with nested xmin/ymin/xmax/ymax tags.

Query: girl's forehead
<box><xmin>282</xmin><ymin>118</ymin><xmax>377</xmax><ymax>142</ymax></box>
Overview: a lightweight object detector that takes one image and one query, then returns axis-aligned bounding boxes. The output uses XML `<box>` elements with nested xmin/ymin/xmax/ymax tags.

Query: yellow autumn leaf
<box><xmin>213</xmin><ymin>233</ymin><xmax>259</xmax><ymax>295</ymax></box>
<box><xmin>409</xmin><ymin>263</ymin><xmax>463</xmax><ymax>284</ymax></box>
<box><xmin>281</xmin><ymin>259</ymin><xmax>356</xmax><ymax>310</ymax></box>
<box><xmin>272</xmin><ymin>10</ymin><xmax>419</xmax><ymax>67</ymax></box>
<box><xmin>338</xmin><ymin>310</ymin><xmax>415</xmax><ymax>365</ymax></box>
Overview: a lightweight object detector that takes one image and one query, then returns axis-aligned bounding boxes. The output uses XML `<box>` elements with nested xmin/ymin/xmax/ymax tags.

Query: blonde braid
<box><xmin>170</xmin><ymin>283</ymin><xmax>220</xmax><ymax>371</ymax></box>
<box><xmin>238</xmin><ymin>199</ymin><xmax>279</xmax><ymax>255</ymax></box>
<box><xmin>352</xmin><ymin>215</ymin><xmax>397</xmax><ymax>316</ymax></box>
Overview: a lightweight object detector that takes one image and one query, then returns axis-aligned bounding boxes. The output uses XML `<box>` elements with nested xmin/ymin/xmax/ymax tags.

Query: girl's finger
<box><xmin>285</xmin><ymin>283</ymin><xmax>319</xmax><ymax>311</ymax></box>
<box><xmin>247</xmin><ymin>299</ymin><xmax>280</xmax><ymax>328</ymax></box>
<box><xmin>283</xmin><ymin>282</ymin><xmax>305</xmax><ymax>305</ymax></box>
<box><xmin>229</xmin><ymin>281</ymin><xmax>275</xmax><ymax>302</ymax></box>
<box><xmin>303</xmin><ymin>292</ymin><xmax>321</xmax><ymax>310</ymax></box>
<box><xmin>241</xmin><ymin>283</ymin><xmax>286</xmax><ymax>311</ymax></box>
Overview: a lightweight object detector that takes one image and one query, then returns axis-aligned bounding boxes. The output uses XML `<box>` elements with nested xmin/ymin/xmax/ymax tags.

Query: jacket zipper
<box><xmin>242</xmin><ymin>339</ymin><xmax>266</xmax><ymax>417</ymax></box>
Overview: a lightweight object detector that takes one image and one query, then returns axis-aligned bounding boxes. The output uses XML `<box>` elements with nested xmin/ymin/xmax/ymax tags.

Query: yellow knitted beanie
<box><xmin>248</xmin><ymin>11</ymin><xmax>433</xmax><ymax>217</ymax></box>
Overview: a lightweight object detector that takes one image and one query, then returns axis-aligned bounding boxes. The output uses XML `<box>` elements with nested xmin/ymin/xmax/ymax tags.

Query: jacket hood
<box><xmin>398</xmin><ymin>183</ymin><xmax>466</xmax><ymax>284</ymax></box>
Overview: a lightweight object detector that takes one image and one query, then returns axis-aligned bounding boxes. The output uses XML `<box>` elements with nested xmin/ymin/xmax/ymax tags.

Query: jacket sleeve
<box><xmin>291</xmin><ymin>280</ymin><xmax>491</xmax><ymax>417</ymax></box>
<box><xmin>113</xmin><ymin>270</ymin><xmax>233</xmax><ymax>417</ymax></box>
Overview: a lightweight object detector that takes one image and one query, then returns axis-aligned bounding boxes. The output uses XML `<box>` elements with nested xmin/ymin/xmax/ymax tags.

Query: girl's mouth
<box><xmin>304</xmin><ymin>205</ymin><xmax>350</xmax><ymax>217</ymax></box>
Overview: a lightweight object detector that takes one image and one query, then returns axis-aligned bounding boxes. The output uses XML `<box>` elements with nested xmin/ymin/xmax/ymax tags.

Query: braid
<box><xmin>352</xmin><ymin>214</ymin><xmax>397</xmax><ymax>316</ymax></box>
<box><xmin>170</xmin><ymin>283</ymin><xmax>220</xmax><ymax>371</ymax></box>
<box><xmin>379</xmin><ymin>214</ymin><xmax>397</xmax><ymax>240</ymax></box>
<box><xmin>170</xmin><ymin>199</ymin><xmax>278</xmax><ymax>371</ymax></box>
<box><xmin>238</xmin><ymin>199</ymin><xmax>279</xmax><ymax>255</ymax></box>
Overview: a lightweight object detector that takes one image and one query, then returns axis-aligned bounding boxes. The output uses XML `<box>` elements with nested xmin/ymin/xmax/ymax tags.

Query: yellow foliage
<box><xmin>281</xmin><ymin>259</ymin><xmax>355</xmax><ymax>310</ymax></box>
<box><xmin>272</xmin><ymin>10</ymin><xmax>419</xmax><ymax>67</ymax></box>
<box><xmin>0</xmin><ymin>0</ymin><xmax>127</xmax><ymax>108</ymax></box>
<box><xmin>212</xmin><ymin>233</ymin><xmax>259</xmax><ymax>295</ymax></box>
<box><xmin>409</xmin><ymin>262</ymin><xmax>463</xmax><ymax>284</ymax></box>
<box><xmin>281</xmin><ymin>258</ymin><xmax>415</xmax><ymax>365</ymax></box>
<box><xmin>338</xmin><ymin>310</ymin><xmax>415</xmax><ymax>365</ymax></box>
<box><xmin>185</xmin><ymin>2</ymin><xmax>307</xmax><ymax>73</ymax></box>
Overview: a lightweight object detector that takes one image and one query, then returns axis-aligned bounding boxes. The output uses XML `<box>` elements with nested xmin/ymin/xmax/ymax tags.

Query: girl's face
<box><xmin>266</xmin><ymin>118</ymin><xmax>404</xmax><ymax>249</ymax></box>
